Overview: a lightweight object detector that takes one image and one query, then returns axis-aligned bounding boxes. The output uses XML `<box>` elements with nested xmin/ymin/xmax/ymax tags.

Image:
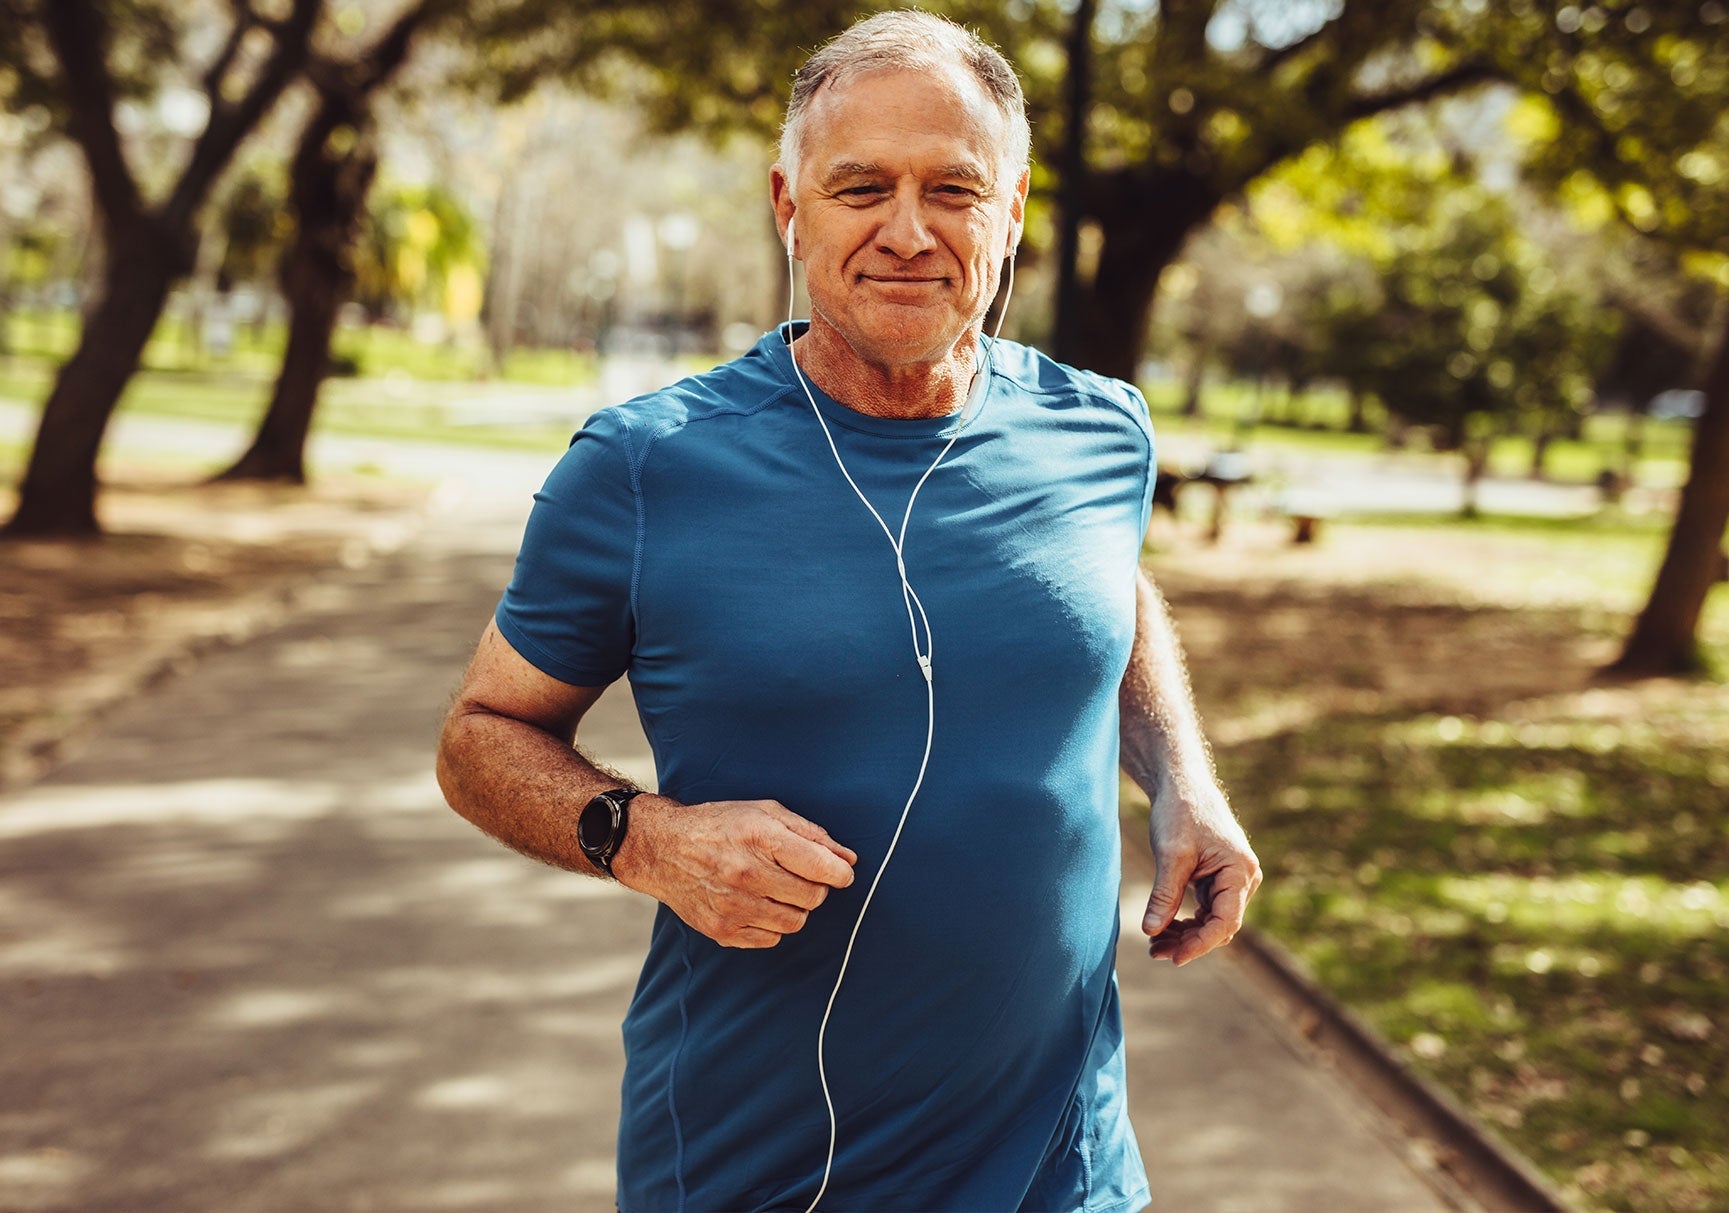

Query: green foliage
<box><xmin>1473</xmin><ymin>0</ymin><xmax>1729</xmax><ymax>273</ymax></box>
<box><xmin>213</xmin><ymin>166</ymin><xmax>289</xmax><ymax>289</ymax></box>
<box><xmin>350</xmin><ymin>181</ymin><xmax>486</xmax><ymax>322</ymax></box>
<box><xmin>1222</xmin><ymin>712</ymin><xmax>1729</xmax><ymax>1211</ymax></box>
<box><xmin>0</xmin><ymin>0</ymin><xmax>181</xmax><ymax>136</ymax></box>
<box><xmin>1238</xmin><ymin>121</ymin><xmax>1617</xmax><ymax>453</ymax></box>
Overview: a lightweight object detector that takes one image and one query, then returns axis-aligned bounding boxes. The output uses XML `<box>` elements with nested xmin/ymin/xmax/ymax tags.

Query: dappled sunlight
<box><xmin>0</xmin><ymin>534</ymin><xmax>649</xmax><ymax>1211</ymax></box>
<box><xmin>0</xmin><ymin>1146</ymin><xmax>97</xmax><ymax>1210</ymax></box>
<box><xmin>1148</xmin><ymin>517</ymin><xmax>1729</xmax><ymax>1212</ymax></box>
<box><xmin>1436</xmin><ymin>873</ymin><xmax>1729</xmax><ymax>938</ymax></box>
<box><xmin>204</xmin><ymin>1080</ymin><xmax>383</xmax><ymax>1161</ymax></box>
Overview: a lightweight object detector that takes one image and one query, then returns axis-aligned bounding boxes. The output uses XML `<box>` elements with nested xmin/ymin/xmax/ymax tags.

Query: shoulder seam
<box><xmin>611</xmin><ymin>381</ymin><xmax>806</xmax><ymax>621</ymax></box>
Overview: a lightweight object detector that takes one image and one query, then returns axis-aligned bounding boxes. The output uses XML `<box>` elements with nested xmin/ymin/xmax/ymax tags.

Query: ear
<box><xmin>1007</xmin><ymin>165</ymin><xmax>1030</xmax><ymax>258</ymax></box>
<box><xmin>770</xmin><ymin>164</ymin><xmax>796</xmax><ymax>256</ymax></box>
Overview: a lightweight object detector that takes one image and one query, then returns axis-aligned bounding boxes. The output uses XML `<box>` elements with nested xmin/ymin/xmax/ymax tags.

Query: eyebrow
<box><xmin>817</xmin><ymin>161</ymin><xmax>996</xmax><ymax>190</ymax></box>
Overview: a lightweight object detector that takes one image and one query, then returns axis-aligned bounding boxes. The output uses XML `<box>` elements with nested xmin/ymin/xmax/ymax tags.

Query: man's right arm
<box><xmin>435</xmin><ymin>620</ymin><xmax>857</xmax><ymax>948</ymax></box>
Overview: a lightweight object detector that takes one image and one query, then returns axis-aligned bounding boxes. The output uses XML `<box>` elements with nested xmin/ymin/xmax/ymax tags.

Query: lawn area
<box><xmin>0</xmin><ymin>353</ymin><xmax>584</xmax><ymax>456</ymax></box>
<box><xmin>1143</xmin><ymin>376</ymin><xmax>1695</xmax><ymax>491</ymax></box>
<box><xmin>2</xmin><ymin>306</ymin><xmax>602</xmax><ymax>385</ymax></box>
<box><xmin>1133</xmin><ymin>516</ymin><xmax>1729</xmax><ymax>1212</ymax></box>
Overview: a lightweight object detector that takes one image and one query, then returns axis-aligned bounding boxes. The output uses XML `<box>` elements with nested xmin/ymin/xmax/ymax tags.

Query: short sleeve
<box><xmin>494</xmin><ymin>409</ymin><xmax>639</xmax><ymax>686</ymax></box>
<box><xmin>1124</xmin><ymin>384</ymin><xmax>1157</xmax><ymax>539</ymax></box>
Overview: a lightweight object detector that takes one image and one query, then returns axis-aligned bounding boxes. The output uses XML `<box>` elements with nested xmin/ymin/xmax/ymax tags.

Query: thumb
<box><xmin>1143</xmin><ymin>866</ymin><xmax>1188</xmax><ymax>936</ymax></box>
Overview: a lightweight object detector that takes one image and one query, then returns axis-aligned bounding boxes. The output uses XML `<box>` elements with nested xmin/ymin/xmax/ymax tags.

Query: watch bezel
<box><xmin>578</xmin><ymin>788</ymin><xmax>640</xmax><ymax>874</ymax></box>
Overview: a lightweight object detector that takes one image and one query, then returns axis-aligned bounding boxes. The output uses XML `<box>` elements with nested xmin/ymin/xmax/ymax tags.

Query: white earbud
<box><xmin>785</xmin><ymin>217</ymin><xmax>795</xmax><ymax>257</ymax></box>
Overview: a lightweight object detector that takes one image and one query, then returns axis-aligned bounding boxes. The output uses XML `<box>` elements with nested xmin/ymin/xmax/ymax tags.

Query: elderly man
<box><xmin>437</xmin><ymin>11</ymin><xmax>1259</xmax><ymax>1211</ymax></box>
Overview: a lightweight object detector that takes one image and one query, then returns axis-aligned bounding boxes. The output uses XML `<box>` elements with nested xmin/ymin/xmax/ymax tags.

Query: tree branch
<box><xmin>167</xmin><ymin>0</ymin><xmax>323</xmax><ymax>228</ymax></box>
<box><xmin>1154</xmin><ymin>0</ymin><xmax>1222</xmax><ymax>67</ymax></box>
<box><xmin>38</xmin><ymin>0</ymin><xmax>143</xmax><ymax>226</ymax></box>
<box><xmin>1259</xmin><ymin>16</ymin><xmax>1337</xmax><ymax>74</ymax></box>
<box><xmin>201</xmin><ymin>6</ymin><xmax>261</xmax><ymax>103</ymax></box>
<box><xmin>1344</xmin><ymin>59</ymin><xmax>1498</xmax><ymax>123</ymax></box>
<box><xmin>351</xmin><ymin>0</ymin><xmax>451</xmax><ymax>95</ymax></box>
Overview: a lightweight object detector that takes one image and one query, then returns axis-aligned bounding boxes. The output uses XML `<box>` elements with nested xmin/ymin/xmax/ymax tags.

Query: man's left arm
<box><xmin>1119</xmin><ymin>568</ymin><xmax>1262</xmax><ymax>965</ymax></box>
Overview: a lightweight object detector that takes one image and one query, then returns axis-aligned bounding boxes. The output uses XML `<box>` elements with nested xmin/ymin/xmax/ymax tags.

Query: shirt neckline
<box><xmin>764</xmin><ymin>322</ymin><xmax>990</xmax><ymax>440</ymax></box>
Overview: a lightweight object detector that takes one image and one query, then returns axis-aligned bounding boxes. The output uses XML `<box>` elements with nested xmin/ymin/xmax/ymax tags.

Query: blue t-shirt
<box><xmin>497</xmin><ymin>326</ymin><xmax>1155</xmax><ymax>1213</ymax></box>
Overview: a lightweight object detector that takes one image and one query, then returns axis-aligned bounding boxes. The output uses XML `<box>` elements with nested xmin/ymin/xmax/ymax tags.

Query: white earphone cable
<box><xmin>785</xmin><ymin>223</ymin><xmax>1015</xmax><ymax>1212</ymax></box>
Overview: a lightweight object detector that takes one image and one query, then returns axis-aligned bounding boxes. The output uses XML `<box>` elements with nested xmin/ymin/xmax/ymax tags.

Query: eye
<box><xmin>839</xmin><ymin>185</ymin><xmax>888</xmax><ymax>199</ymax></box>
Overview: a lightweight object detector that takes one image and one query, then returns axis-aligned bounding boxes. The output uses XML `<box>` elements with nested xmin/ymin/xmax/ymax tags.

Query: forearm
<box><xmin>1120</xmin><ymin>569</ymin><xmax>1260</xmax><ymax>961</ymax></box>
<box><xmin>435</xmin><ymin>708</ymin><xmax>664</xmax><ymax>877</ymax></box>
<box><xmin>1118</xmin><ymin>570</ymin><xmax>1216</xmax><ymax>804</ymax></box>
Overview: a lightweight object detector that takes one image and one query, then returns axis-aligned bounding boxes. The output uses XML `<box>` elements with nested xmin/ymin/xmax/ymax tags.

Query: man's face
<box><xmin>773</xmin><ymin>65</ymin><xmax>1028</xmax><ymax>369</ymax></box>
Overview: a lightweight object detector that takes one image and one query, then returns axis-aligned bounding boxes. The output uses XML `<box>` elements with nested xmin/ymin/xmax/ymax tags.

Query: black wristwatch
<box><xmin>577</xmin><ymin>788</ymin><xmax>643</xmax><ymax>877</ymax></box>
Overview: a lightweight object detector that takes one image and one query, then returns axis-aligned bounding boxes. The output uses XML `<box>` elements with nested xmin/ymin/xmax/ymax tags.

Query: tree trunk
<box><xmin>1460</xmin><ymin>437</ymin><xmax>1490</xmax><ymax>519</ymax></box>
<box><xmin>216</xmin><ymin>107</ymin><xmax>379</xmax><ymax>483</ymax></box>
<box><xmin>1529</xmin><ymin>427</ymin><xmax>1554</xmax><ymax>480</ymax></box>
<box><xmin>1051</xmin><ymin>0</ymin><xmax>1095</xmax><ymax>366</ymax></box>
<box><xmin>3</xmin><ymin>223</ymin><xmax>185</xmax><ymax>537</ymax></box>
<box><xmin>1348</xmin><ymin>386</ymin><xmax>1369</xmax><ymax>433</ymax></box>
<box><xmin>1608</xmin><ymin>319</ymin><xmax>1729</xmax><ymax>676</ymax></box>
<box><xmin>212</xmin><ymin>261</ymin><xmax>347</xmax><ymax>483</ymax></box>
<box><xmin>1072</xmin><ymin>171</ymin><xmax>1215</xmax><ymax>382</ymax></box>
<box><xmin>1181</xmin><ymin>337</ymin><xmax>1208</xmax><ymax>417</ymax></box>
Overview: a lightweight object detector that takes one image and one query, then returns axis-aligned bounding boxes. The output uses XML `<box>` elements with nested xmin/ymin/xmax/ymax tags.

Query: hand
<box><xmin>1143</xmin><ymin>780</ymin><xmax>1261</xmax><ymax>966</ymax></box>
<box><xmin>612</xmin><ymin>796</ymin><xmax>857</xmax><ymax>949</ymax></box>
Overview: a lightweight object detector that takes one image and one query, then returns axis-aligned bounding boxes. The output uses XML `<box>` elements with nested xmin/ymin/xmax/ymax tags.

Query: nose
<box><xmin>875</xmin><ymin>189</ymin><xmax>937</xmax><ymax>261</ymax></box>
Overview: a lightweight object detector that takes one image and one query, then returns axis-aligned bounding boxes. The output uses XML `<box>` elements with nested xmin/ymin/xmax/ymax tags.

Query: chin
<box><xmin>849</xmin><ymin>308</ymin><xmax>969</xmax><ymax>357</ymax></box>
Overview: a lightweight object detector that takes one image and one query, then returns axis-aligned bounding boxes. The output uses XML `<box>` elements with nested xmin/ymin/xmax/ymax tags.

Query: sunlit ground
<box><xmin>1134</xmin><ymin>512</ymin><xmax>1729</xmax><ymax>1213</ymax></box>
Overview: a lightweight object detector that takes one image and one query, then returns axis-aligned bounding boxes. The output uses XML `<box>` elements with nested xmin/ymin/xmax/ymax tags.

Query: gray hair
<box><xmin>778</xmin><ymin>11</ymin><xmax>1031</xmax><ymax>189</ymax></box>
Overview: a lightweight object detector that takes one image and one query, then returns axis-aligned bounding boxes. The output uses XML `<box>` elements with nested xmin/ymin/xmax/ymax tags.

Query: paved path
<box><xmin>0</xmin><ymin>451</ymin><xmax>1455</xmax><ymax>1212</ymax></box>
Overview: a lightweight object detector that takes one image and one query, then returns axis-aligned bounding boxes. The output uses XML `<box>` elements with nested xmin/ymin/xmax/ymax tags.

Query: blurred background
<box><xmin>1</xmin><ymin>1</ymin><xmax>1726</xmax><ymax>1210</ymax></box>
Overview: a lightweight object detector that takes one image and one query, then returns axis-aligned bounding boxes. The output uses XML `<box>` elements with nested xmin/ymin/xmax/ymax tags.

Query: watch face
<box><xmin>579</xmin><ymin>798</ymin><xmax>614</xmax><ymax>854</ymax></box>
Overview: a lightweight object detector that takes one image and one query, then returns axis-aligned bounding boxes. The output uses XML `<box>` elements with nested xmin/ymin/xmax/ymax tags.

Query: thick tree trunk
<box><xmin>216</xmin><ymin>110</ymin><xmax>378</xmax><ymax>483</ymax></box>
<box><xmin>1608</xmin><ymin>319</ymin><xmax>1729</xmax><ymax>676</ymax></box>
<box><xmin>214</xmin><ymin>268</ymin><xmax>345</xmax><ymax>484</ymax></box>
<box><xmin>1073</xmin><ymin>173</ymin><xmax>1215</xmax><ymax>382</ymax></box>
<box><xmin>3</xmin><ymin>223</ymin><xmax>186</xmax><ymax>536</ymax></box>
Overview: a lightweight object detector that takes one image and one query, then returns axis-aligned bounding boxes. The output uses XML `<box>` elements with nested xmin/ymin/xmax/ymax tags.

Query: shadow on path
<box><xmin>1</xmin><ymin>488</ymin><xmax>1453</xmax><ymax>1213</ymax></box>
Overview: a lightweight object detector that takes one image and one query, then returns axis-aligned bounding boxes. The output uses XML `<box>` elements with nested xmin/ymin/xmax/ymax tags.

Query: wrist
<box><xmin>607</xmin><ymin>791</ymin><xmax>680</xmax><ymax>894</ymax></box>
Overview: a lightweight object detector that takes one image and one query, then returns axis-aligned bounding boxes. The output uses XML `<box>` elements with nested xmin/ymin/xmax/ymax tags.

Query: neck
<box><xmin>790</xmin><ymin>319</ymin><xmax>981</xmax><ymax>420</ymax></box>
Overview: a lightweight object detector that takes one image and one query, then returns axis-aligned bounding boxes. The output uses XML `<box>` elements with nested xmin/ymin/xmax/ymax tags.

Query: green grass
<box><xmin>2</xmin><ymin>306</ymin><xmax>602</xmax><ymax>386</ymax></box>
<box><xmin>1132</xmin><ymin>494</ymin><xmax>1729</xmax><ymax>1208</ymax></box>
<box><xmin>0</xmin><ymin>352</ymin><xmax>585</xmax><ymax>458</ymax></box>
<box><xmin>1217</xmin><ymin>715</ymin><xmax>1729</xmax><ymax>1211</ymax></box>
<box><xmin>1143</xmin><ymin>377</ymin><xmax>1695</xmax><ymax>490</ymax></box>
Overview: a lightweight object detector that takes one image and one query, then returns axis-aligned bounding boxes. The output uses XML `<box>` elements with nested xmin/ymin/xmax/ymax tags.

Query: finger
<box><xmin>1143</xmin><ymin>858</ymin><xmax>1194</xmax><ymax>936</ymax></box>
<box><xmin>1148</xmin><ymin>917</ymin><xmax>1203</xmax><ymax>959</ymax></box>
<box><xmin>1172</xmin><ymin>880</ymin><xmax>1251</xmax><ymax>965</ymax></box>
<box><xmin>743</xmin><ymin>897</ymin><xmax>810</xmax><ymax>936</ymax></box>
<box><xmin>758</xmin><ymin>802</ymin><xmax>859</xmax><ymax>865</ymax></box>
<box><xmin>763</xmin><ymin>823</ymin><xmax>857</xmax><ymax>888</ymax></box>
<box><xmin>1194</xmin><ymin>872</ymin><xmax>1217</xmax><ymax>919</ymax></box>
<box><xmin>750</xmin><ymin>864</ymin><xmax>832</xmax><ymax>912</ymax></box>
<box><xmin>1148</xmin><ymin>926</ymin><xmax>1203</xmax><ymax>967</ymax></box>
<box><xmin>719</xmin><ymin>925</ymin><xmax>784</xmax><ymax>949</ymax></box>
